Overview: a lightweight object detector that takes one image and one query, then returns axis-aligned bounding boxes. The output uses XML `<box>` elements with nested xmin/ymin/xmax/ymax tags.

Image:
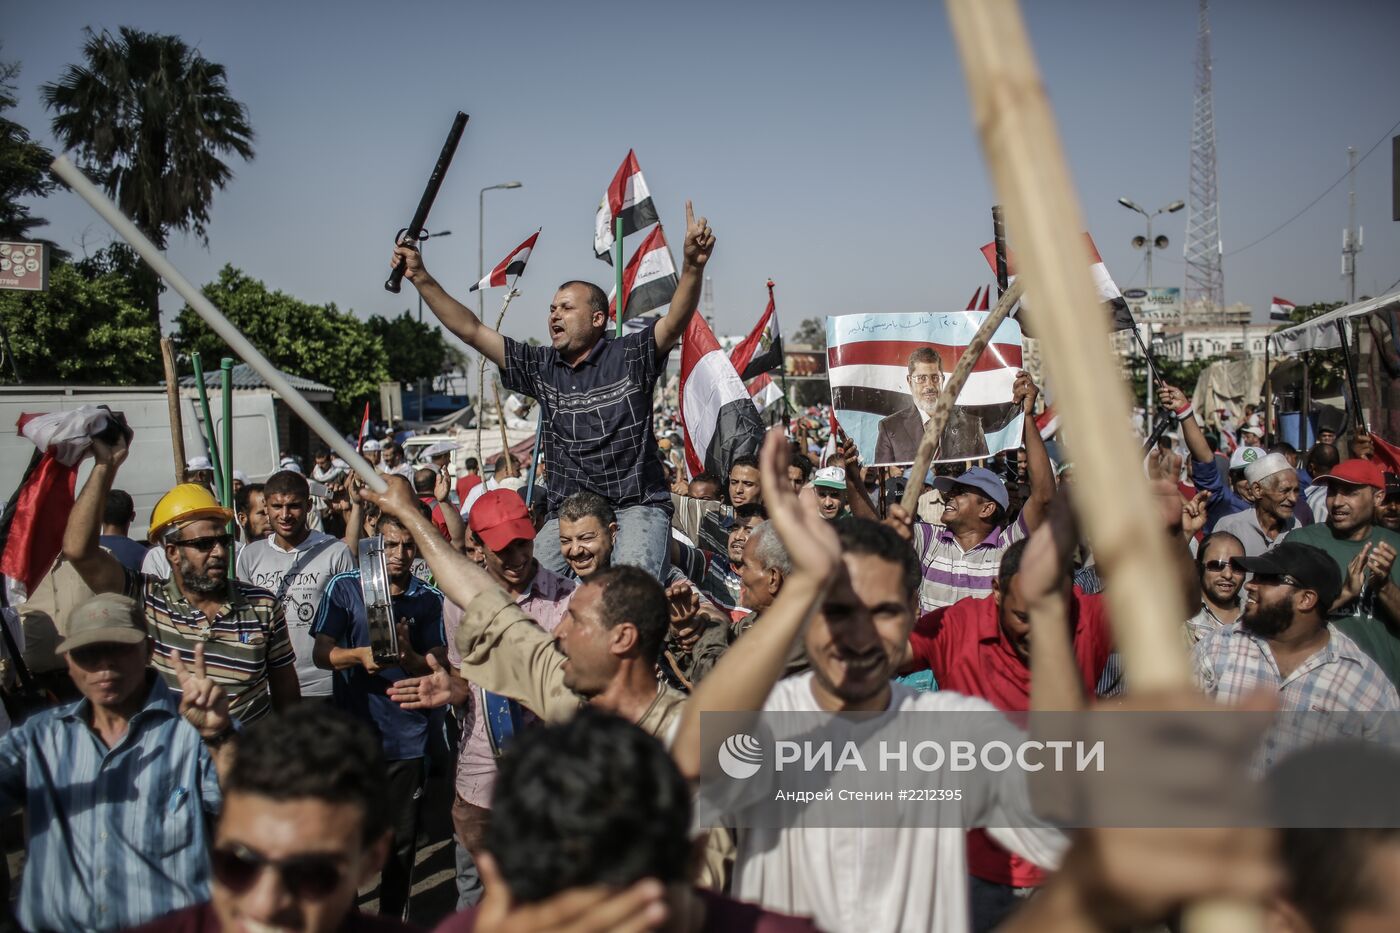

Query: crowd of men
<box><xmin>1</xmin><ymin>203</ymin><xmax>1398</xmax><ymax>932</ymax></box>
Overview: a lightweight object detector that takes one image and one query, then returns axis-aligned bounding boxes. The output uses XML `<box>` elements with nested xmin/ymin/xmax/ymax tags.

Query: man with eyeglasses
<box><xmin>1193</xmin><ymin>541</ymin><xmax>1398</xmax><ymax>732</ymax></box>
<box><xmin>874</xmin><ymin>347</ymin><xmax>995</xmax><ymax>464</ymax></box>
<box><xmin>64</xmin><ymin>433</ymin><xmax>302</xmax><ymax>724</ymax></box>
<box><xmin>131</xmin><ymin>705</ymin><xmax>414</xmax><ymax>933</ymax></box>
<box><xmin>0</xmin><ymin>593</ymin><xmax>233</xmax><ymax>931</ymax></box>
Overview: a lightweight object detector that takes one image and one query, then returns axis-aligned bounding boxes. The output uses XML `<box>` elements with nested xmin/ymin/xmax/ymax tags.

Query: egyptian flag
<box><xmin>356</xmin><ymin>402</ymin><xmax>371</xmax><ymax>452</ymax></box>
<box><xmin>1270</xmin><ymin>297</ymin><xmax>1296</xmax><ymax>322</ymax></box>
<box><xmin>608</xmin><ymin>226</ymin><xmax>677</xmax><ymax>320</ymax></box>
<box><xmin>471</xmin><ymin>229</ymin><xmax>540</xmax><ymax>292</ymax></box>
<box><xmin>980</xmin><ymin>234</ymin><xmax>1135</xmax><ymax>331</ymax></box>
<box><xmin>1366</xmin><ymin>432</ymin><xmax>1400</xmax><ymax>476</ymax></box>
<box><xmin>679</xmin><ymin>314</ymin><xmax>765</xmax><ymax>479</ymax></box>
<box><xmin>0</xmin><ymin>407</ymin><xmax>129</xmax><ymax>594</ymax></box>
<box><xmin>594</xmin><ymin>150</ymin><xmax>660</xmax><ymax>263</ymax></box>
<box><xmin>965</xmin><ymin>287</ymin><xmax>983</xmax><ymax>310</ymax></box>
<box><xmin>747</xmin><ymin>372</ymin><xmax>784</xmax><ymax>411</ymax></box>
<box><xmin>1036</xmin><ymin>405</ymin><xmax>1060</xmax><ymax>439</ymax></box>
<box><xmin>730</xmin><ymin>280</ymin><xmax>784</xmax><ymax>381</ymax></box>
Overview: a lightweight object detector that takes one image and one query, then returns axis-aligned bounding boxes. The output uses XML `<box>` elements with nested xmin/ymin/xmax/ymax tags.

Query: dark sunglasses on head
<box><xmin>171</xmin><ymin>533</ymin><xmax>233</xmax><ymax>553</ymax></box>
<box><xmin>210</xmin><ymin>844</ymin><xmax>346</xmax><ymax>899</ymax></box>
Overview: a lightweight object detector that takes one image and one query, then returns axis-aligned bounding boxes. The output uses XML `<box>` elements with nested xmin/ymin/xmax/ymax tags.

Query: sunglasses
<box><xmin>170</xmin><ymin>533</ymin><xmax>233</xmax><ymax>553</ymax></box>
<box><xmin>211</xmin><ymin>844</ymin><xmax>347</xmax><ymax>900</ymax></box>
<box><xmin>1202</xmin><ymin>560</ymin><xmax>1239</xmax><ymax>573</ymax></box>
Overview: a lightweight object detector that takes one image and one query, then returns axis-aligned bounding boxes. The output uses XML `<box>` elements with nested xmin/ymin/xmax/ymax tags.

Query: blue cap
<box><xmin>932</xmin><ymin>466</ymin><xmax>1009</xmax><ymax>511</ymax></box>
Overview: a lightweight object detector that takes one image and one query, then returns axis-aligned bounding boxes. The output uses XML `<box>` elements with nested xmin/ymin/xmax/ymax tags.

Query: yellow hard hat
<box><xmin>148</xmin><ymin>483</ymin><xmax>234</xmax><ymax>542</ymax></box>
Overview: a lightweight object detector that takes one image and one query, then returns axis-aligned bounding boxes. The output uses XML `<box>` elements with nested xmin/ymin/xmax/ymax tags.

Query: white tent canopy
<box><xmin>1272</xmin><ymin>289</ymin><xmax>1400</xmax><ymax>355</ymax></box>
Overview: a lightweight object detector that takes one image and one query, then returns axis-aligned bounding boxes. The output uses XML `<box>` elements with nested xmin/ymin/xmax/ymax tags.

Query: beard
<box><xmin>1242</xmin><ymin>600</ymin><xmax>1293</xmax><ymax>639</ymax></box>
<box><xmin>178</xmin><ymin>555</ymin><xmax>227</xmax><ymax>597</ymax></box>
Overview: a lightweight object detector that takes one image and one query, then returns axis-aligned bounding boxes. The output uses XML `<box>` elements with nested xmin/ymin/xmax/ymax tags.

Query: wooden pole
<box><xmin>477</xmin><ymin>287</ymin><xmax>520</xmax><ymax>466</ymax></box>
<box><xmin>899</xmin><ymin>280</ymin><xmax>1022</xmax><ymax>516</ymax></box>
<box><xmin>492</xmin><ymin>379</ymin><xmax>511</xmax><ymax>467</ymax></box>
<box><xmin>946</xmin><ymin>1</ymin><xmax>1253</xmax><ymax>928</ymax></box>
<box><xmin>159</xmin><ymin>338</ymin><xmax>187</xmax><ymax>485</ymax></box>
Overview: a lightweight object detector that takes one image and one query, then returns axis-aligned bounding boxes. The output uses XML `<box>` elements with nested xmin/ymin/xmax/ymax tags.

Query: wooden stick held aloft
<box><xmin>899</xmin><ymin>279</ymin><xmax>1022</xmax><ymax>516</ymax></box>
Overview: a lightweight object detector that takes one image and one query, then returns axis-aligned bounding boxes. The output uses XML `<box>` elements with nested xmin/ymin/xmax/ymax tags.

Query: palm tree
<box><xmin>42</xmin><ymin>27</ymin><xmax>254</xmax><ymax>326</ymax></box>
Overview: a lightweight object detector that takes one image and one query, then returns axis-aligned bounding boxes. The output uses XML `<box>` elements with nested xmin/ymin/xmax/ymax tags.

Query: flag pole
<box><xmin>991</xmin><ymin>205</ymin><xmax>1009</xmax><ymax>298</ymax></box>
<box><xmin>190</xmin><ymin>351</ymin><xmax>224</xmax><ymax>495</ymax></box>
<box><xmin>477</xmin><ymin>287</ymin><xmax>520</xmax><ymax>467</ymax></box>
<box><xmin>159</xmin><ymin>338</ymin><xmax>188</xmax><ymax>485</ymax></box>
<box><xmin>524</xmin><ymin>418</ymin><xmax>544</xmax><ymax>506</ymax></box>
<box><xmin>615</xmin><ymin>216</ymin><xmax>626</xmax><ymax>337</ymax></box>
<box><xmin>1263</xmin><ymin>333</ymin><xmax>1273</xmax><ymax>444</ymax></box>
<box><xmin>1334</xmin><ymin>319</ymin><xmax>1368</xmax><ymax>436</ymax></box>
<box><xmin>768</xmin><ymin>279</ymin><xmax>791</xmax><ymax>431</ymax></box>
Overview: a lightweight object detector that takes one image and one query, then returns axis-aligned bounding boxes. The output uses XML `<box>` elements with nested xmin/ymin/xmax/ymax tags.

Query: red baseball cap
<box><xmin>468</xmin><ymin>488</ymin><xmax>536</xmax><ymax>551</ymax></box>
<box><xmin>1313</xmin><ymin>458</ymin><xmax>1385</xmax><ymax>491</ymax></box>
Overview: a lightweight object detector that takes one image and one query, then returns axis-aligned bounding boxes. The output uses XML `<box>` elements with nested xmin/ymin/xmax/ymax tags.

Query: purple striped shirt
<box><xmin>912</xmin><ymin>513</ymin><xmax>1029</xmax><ymax>613</ymax></box>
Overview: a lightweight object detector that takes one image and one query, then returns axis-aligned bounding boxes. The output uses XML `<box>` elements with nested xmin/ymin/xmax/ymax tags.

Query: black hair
<box><xmin>734</xmin><ymin>502</ymin><xmax>769</xmax><ymax>522</ymax></box>
<box><xmin>591</xmin><ymin>565</ymin><xmax>669</xmax><ymax>663</ymax></box>
<box><xmin>906</xmin><ymin>346</ymin><xmax>943</xmax><ymax>372</ymax></box>
<box><xmin>235</xmin><ymin>482</ymin><xmax>265</xmax><ymax>515</ymax></box>
<box><xmin>103</xmin><ymin>488</ymin><xmax>135</xmax><ymax>527</ymax></box>
<box><xmin>689</xmin><ymin>471</ymin><xmax>721</xmax><ymax>489</ymax></box>
<box><xmin>493</xmin><ymin>453</ymin><xmax>511</xmax><ymax>474</ymax></box>
<box><xmin>486</xmin><ymin>709</ymin><xmax>692</xmax><ymax>903</ymax></box>
<box><xmin>1268</xmin><ymin>441</ymin><xmax>1298</xmax><ymax>459</ymax></box>
<box><xmin>263</xmin><ymin>469</ymin><xmax>309</xmax><ymax>501</ymax></box>
<box><xmin>464</xmin><ymin>457</ymin><xmax>480</xmax><ymax>471</ymax></box>
<box><xmin>224</xmin><ymin>705</ymin><xmax>389</xmax><ymax>842</ymax></box>
<box><xmin>997</xmin><ymin>538</ymin><xmax>1029</xmax><ymax>588</ymax></box>
<box><xmin>558</xmin><ymin>490</ymin><xmax>616</xmax><ymax>527</ymax></box>
<box><xmin>315</xmin><ymin>446</ymin><xmax>331</xmax><ymax>458</ymax></box>
<box><xmin>556</xmin><ymin>280</ymin><xmax>609</xmax><ymax>316</ymax></box>
<box><xmin>835</xmin><ymin>517</ymin><xmax>921</xmax><ymax>600</ymax></box>
<box><xmin>786</xmin><ymin>449</ymin><xmax>813</xmax><ymax>483</ymax></box>
<box><xmin>728</xmin><ymin>455</ymin><xmax>760</xmax><ymax>476</ymax></box>
<box><xmin>1306</xmin><ymin>442</ymin><xmax>1340</xmax><ymax>477</ymax></box>
<box><xmin>1282</xmin><ymin>828</ymin><xmax>1400</xmax><ymax>933</ymax></box>
<box><xmin>413</xmin><ymin>468</ymin><xmax>436</xmax><ymax>495</ymax></box>
<box><xmin>378</xmin><ymin>498</ymin><xmax>433</xmax><ymax>536</ymax></box>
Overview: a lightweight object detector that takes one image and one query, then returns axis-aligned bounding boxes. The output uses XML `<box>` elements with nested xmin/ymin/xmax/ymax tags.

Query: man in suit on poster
<box><xmin>874</xmin><ymin>347</ymin><xmax>991</xmax><ymax>463</ymax></box>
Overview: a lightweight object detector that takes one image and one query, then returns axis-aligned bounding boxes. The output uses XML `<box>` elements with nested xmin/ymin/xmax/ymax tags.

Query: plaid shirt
<box><xmin>0</xmin><ymin>676</ymin><xmax>220</xmax><ymax>931</ymax></box>
<box><xmin>124</xmin><ymin>568</ymin><xmax>296</xmax><ymax>724</ymax></box>
<box><xmin>502</xmin><ymin>321</ymin><xmax>668</xmax><ymax>519</ymax></box>
<box><xmin>1193</xmin><ymin>622</ymin><xmax>1400</xmax><ymax>766</ymax></box>
<box><xmin>912</xmin><ymin>513</ymin><xmax>1029</xmax><ymax>613</ymax></box>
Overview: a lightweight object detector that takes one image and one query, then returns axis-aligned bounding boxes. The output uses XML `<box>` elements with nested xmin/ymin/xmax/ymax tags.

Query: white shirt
<box><xmin>724</xmin><ymin>672</ymin><xmax>1065</xmax><ymax>933</ymax></box>
<box><xmin>142</xmin><ymin>546</ymin><xmax>171</xmax><ymax>579</ymax></box>
<box><xmin>235</xmin><ymin>530</ymin><xmax>354</xmax><ymax>696</ymax></box>
<box><xmin>1213</xmin><ymin>507</ymin><xmax>1300</xmax><ymax>558</ymax></box>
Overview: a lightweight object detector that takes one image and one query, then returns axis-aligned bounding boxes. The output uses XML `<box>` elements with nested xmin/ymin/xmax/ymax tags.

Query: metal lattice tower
<box><xmin>1184</xmin><ymin>0</ymin><xmax>1224</xmax><ymax>313</ymax></box>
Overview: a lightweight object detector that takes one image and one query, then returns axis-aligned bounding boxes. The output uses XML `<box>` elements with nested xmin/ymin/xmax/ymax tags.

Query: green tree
<box><xmin>0</xmin><ymin>248</ymin><xmax>160</xmax><ymax>383</ymax></box>
<box><xmin>42</xmin><ymin>27</ymin><xmax>254</xmax><ymax>325</ymax></box>
<box><xmin>791</xmin><ymin>316</ymin><xmax>827</xmax><ymax>349</ymax></box>
<box><xmin>366</xmin><ymin>311</ymin><xmax>457</xmax><ymax>384</ymax></box>
<box><xmin>0</xmin><ymin>55</ymin><xmax>58</xmax><ymax>244</ymax></box>
<box><xmin>174</xmin><ymin>266</ymin><xmax>388</xmax><ymax>423</ymax></box>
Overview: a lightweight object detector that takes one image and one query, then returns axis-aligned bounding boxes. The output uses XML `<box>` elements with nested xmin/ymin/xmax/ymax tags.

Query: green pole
<box><xmin>221</xmin><ymin>357</ymin><xmax>235</xmax><ymax>563</ymax></box>
<box><xmin>614</xmin><ymin>215</ymin><xmax>625</xmax><ymax>337</ymax></box>
<box><xmin>190</xmin><ymin>351</ymin><xmax>225</xmax><ymax>495</ymax></box>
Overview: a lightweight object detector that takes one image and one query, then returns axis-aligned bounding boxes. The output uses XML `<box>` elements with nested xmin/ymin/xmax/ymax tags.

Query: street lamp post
<box><xmin>1117</xmin><ymin>197</ymin><xmax>1184</xmax><ymax>288</ymax></box>
<box><xmin>1117</xmin><ymin>197</ymin><xmax>1183</xmax><ymax>435</ymax></box>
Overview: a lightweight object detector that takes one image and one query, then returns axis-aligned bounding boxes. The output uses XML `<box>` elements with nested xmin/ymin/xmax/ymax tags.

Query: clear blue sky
<box><xmin>9</xmin><ymin>0</ymin><xmax>1400</xmax><ymax>346</ymax></box>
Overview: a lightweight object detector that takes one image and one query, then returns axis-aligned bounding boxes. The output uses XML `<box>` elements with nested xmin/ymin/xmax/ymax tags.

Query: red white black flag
<box><xmin>470</xmin><ymin>229</ymin><xmax>540</xmax><ymax>292</ymax></box>
<box><xmin>729</xmin><ymin>280</ymin><xmax>784</xmax><ymax>382</ymax></box>
<box><xmin>679</xmin><ymin>314</ymin><xmax>764</xmax><ymax>479</ymax></box>
<box><xmin>594</xmin><ymin>150</ymin><xmax>660</xmax><ymax>263</ymax></box>
<box><xmin>608</xmin><ymin>225</ymin><xmax>677</xmax><ymax>320</ymax></box>
<box><xmin>980</xmin><ymin>234</ymin><xmax>1135</xmax><ymax>331</ymax></box>
<box><xmin>1270</xmin><ymin>297</ymin><xmax>1296</xmax><ymax>322</ymax></box>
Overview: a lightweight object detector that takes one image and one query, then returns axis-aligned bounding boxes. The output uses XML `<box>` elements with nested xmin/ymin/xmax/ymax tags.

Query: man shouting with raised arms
<box><xmin>391</xmin><ymin>201</ymin><xmax>715</xmax><ymax>582</ymax></box>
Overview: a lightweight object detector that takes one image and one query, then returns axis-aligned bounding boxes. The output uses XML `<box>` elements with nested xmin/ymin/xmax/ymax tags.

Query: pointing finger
<box><xmin>168</xmin><ymin>649</ymin><xmax>189</xmax><ymax>681</ymax></box>
<box><xmin>685</xmin><ymin>200</ymin><xmax>695</xmax><ymax>227</ymax></box>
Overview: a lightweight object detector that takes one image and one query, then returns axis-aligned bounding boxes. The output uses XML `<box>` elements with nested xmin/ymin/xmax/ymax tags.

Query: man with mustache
<box><xmin>310</xmin><ymin>494</ymin><xmax>447</xmax><ymax>921</ymax></box>
<box><xmin>1213</xmin><ymin>452</ymin><xmax>1303</xmax><ymax>556</ymax></box>
<box><xmin>1188</xmin><ymin>532</ymin><xmax>1247</xmax><ymax>644</ymax></box>
<box><xmin>64</xmin><ymin>434</ymin><xmax>302</xmax><ymax>723</ymax></box>
<box><xmin>1193</xmin><ymin>541</ymin><xmax>1398</xmax><ymax>728</ymax></box>
<box><xmin>393</xmin><ymin>201</ymin><xmax>715</xmax><ymax>582</ymax></box>
<box><xmin>873</xmin><ymin>347</ymin><xmax>992</xmax><ymax>464</ymax></box>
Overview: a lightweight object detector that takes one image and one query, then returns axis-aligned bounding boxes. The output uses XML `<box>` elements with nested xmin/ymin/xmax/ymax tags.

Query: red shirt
<box><xmin>456</xmin><ymin>473</ymin><xmax>483</xmax><ymax>504</ymax></box>
<box><xmin>907</xmin><ymin>589</ymin><xmax>1112</xmax><ymax>888</ymax></box>
<box><xmin>419</xmin><ymin>496</ymin><xmax>452</xmax><ymax>541</ymax></box>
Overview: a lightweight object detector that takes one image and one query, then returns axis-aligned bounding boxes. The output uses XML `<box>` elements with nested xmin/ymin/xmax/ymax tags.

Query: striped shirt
<box><xmin>1193</xmin><ymin>622</ymin><xmax>1400</xmax><ymax>766</ymax></box>
<box><xmin>912</xmin><ymin>513</ymin><xmax>1029</xmax><ymax>613</ymax></box>
<box><xmin>123</xmin><ymin>568</ymin><xmax>296</xmax><ymax>724</ymax></box>
<box><xmin>0</xmin><ymin>675</ymin><xmax>220</xmax><ymax>931</ymax></box>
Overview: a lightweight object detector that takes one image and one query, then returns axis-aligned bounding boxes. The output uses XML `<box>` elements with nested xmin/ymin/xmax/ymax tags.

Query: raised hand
<box><xmin>1351</xmin><ymin>431</ymin><xmax>1374</xmax><ymax>460</ymax></box>
<box><xmin>434</xmin><ymin>467</ymin><xmax>451</xmax><ymax>503</ymax></box>
<box><xmin>90</xmin><ymin>432</ymin><xmax>130</xmax><ymax>468</ymax></box>
<box><xmin>1011</xmin><ymin>370</ymin><xmax>1039</xmax><ymax>414</ymax></box>
<box><xmin>758</xmin><ymin>427</ymin><xmax>842</xmax><ymax>582</ymax></box>
<box><xmin>361</xmin><ymin>474</ymin><xmax>419</xmax><ymax>519</ymax></box>
<box><xmin>169</xmin><ymin>644</ymin><xmax>232</xmax><ymax>738</ymax></box>
<box><xmin>390</xmin><ymin>243</ymin><xmax>435</xmax><ymax>289</ymax></box>
<box><xmin>474</xmin><ymin>852</ymin><xmax>667</xmax><ymax>933</ymax></box>
<box><xmin>1180</xmin><ymin>490</ymin><xmax>1211</xmax><ymax>538</ymax></box>
<box><xmin>1337</xmin><ymin>543</ymin><xmax>1373</xmax><ymax>610</ymax></box>
<box><xmin>682</xmin><ymin>200</ymin><xmax>716</xmax><ymax>269</ymax></box>
<box><xmin>386</xmin><ymin>652</ymin><xmax>454</xmax><ymax>709</ymax></box>
<box><xmin>1157</xmin><ymin>383</ymin><xmax>1188</xmax><ymax>412</ymax></box>
<box><xmin>1367</xmin><ymin>540</ymin><xmax>1396</xmax><ymax>586</ymax></box>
